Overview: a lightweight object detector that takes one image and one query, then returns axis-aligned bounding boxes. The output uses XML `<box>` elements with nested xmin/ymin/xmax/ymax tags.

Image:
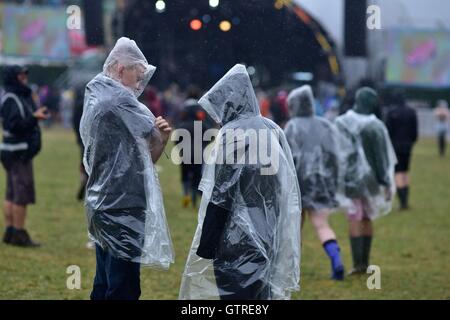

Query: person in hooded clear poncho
<box><xmin>179</xmin><ymin>64</ymin><xmax>302</xmax><ymax>300</ymax></box>
<box><xmin>335</xmin><ymin>87</ymin><xmax>397</xmax><ymax>275</ymax></box>
<box><xmin>80</xmin><ymin>37</ymin><xmax>174</xmax><ymax>300</ymax></box>
<box><xmin>284</xmin><ymin>85</ymin><xmax>345</xmax><ymax>281</ymax></box>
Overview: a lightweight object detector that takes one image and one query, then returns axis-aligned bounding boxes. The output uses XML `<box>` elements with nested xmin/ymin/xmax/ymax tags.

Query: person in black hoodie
<box><xmin>385</xmin><ymin>92</ymin><xmax>418</xmax><ymax>210</ymax></box>
<box><xmin>1</xmin><ymin>65</ymin><xmax>49</xmax><ymax>247</ymax></box>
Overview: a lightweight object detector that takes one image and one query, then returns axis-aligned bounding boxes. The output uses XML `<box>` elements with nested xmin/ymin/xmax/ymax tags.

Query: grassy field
<box><xmin>0</xmin><ymin>128</ymin><xmax>449</xmax><ymax>300</ymax></box>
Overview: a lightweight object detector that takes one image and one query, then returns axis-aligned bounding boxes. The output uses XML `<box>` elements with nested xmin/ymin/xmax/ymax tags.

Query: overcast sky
<box><xmin>295</xmin><ymin>0</ymin><xmax>450</xmax><ymax>46</ymax></box>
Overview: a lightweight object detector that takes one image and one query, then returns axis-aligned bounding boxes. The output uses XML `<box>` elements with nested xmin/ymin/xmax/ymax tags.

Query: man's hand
<box><xmin>33</xmin><ymin>107</ymin><xmax>50</xmax><ymax>120</ymax></box>
<box><xmin>155</xmin><ymin>116</ymin><xmax>172</xmax><ymax>144</ymax></box>
<box><xmin>150</xmin><ymin>116</ymin><xmax>172</xmax><ymax>163</ymax></box>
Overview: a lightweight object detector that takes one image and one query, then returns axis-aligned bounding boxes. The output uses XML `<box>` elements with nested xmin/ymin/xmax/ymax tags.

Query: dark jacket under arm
<box><xmin>197</xmin><ymin>202</ymin><xmax>230</xmax><ymax>259</ymax></box>
<box><xmin>361</xmin><ymin>125</ymin><xmax>390</xmax><ymax>187</ymax></box>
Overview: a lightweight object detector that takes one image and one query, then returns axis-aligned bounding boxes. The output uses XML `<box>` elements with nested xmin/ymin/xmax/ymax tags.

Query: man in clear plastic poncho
<box><xmin>80</xmin><ymin>37</ymin><xmax>174</xmax><ymax>300</ymax></box>
<box><xmin>335</xmin><ymin>87</ymin><xmax>396</xmax><ymax>275</ymax></box>
<box><xmin>179</xmin><ymin>64</ymin><xmax>301</xmax><ymax>300</ymax></box>
<box><xmin>284</xmin><ymin>85</ymin><xmax>344</xmax><ymax>281</ymax></box>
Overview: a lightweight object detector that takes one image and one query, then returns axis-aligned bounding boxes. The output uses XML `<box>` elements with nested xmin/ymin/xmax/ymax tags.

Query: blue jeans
<box><xmin>90</xmin><ymin>244</ymin><xmax>141</xmax><ymax>300</ymax></box>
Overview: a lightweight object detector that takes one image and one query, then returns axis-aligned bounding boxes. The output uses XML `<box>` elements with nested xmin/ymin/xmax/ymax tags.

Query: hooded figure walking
<box><xmin>335</xmin><ymin>87</ymin><xmax>396</xmax><ymax>275</ymax></box>
<box><xmin>284</xmin><ymin>85</ymin><xmax>344</xmax><ymax>280</ymax></box>
<box><xmin>179</xmin><ymin>64</ymin><xmax>302</xmax><ymax>300</ymax></box>
<box><xmin>80</xmin><ymin>37</ymin><xmax>174</xmax><ymax>300</ymax></box>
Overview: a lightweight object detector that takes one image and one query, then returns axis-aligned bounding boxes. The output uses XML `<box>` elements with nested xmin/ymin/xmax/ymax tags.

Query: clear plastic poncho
<box><xmin>80</xmin><ymin>37</ymin><xmax>174</xmax><ymax>268</ymax></box>
<box><xmin>179</xmin><ymin>64</ymin><xmax>301</xmax><ymax>300</ymax></box>
<box><xmin>284</xmin><ymin>85</ymin><xmax>340</xmax><ymax>211</ymax></box>
<box><xmin>335</xmin><ymin>109</ymin><xmax>397</xmax><ymax>219</ymax></box>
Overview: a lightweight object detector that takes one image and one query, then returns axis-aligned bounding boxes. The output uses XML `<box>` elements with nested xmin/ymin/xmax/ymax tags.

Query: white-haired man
<box><xmin>80</xmin><ymin>37</ymin><xmax>174</xmax><ymax>300</ymax></box>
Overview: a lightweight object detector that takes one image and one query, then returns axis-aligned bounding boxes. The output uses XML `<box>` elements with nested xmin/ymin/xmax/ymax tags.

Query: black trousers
<box><xmin>91</xmin><ymin>245</ymin><xmax>141</xmax><ymax>300</ymax></box>
<box><xmin>438</xmin><ymin>132</ymin><xmax>446</xmax><ymax>156</ymax></box>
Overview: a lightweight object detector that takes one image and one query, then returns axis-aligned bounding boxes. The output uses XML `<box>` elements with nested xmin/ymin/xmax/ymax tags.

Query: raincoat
<box><xmin>335</xmin><ymin>87</ymin><xmax>397</xmax><ymax>219</ymax></box>
<box><xmin>179</xmin><ymin>64</ymin><xmax>301</xmax><ymax>300</ymax></box>
<box><xmin>284</xmin><ymin>85</ymin><xmax>340</xmax><ymax>211</ymax></box>
<box><xmin>80</xmin><ymin>37</ymin><xmax>174</xmax><ymax>268</ymax></box>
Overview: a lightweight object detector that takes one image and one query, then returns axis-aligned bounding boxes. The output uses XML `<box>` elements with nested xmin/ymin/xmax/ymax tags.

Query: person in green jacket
<box><xmin>335</xmin><ymin>87</ymin><xmax>397</xmax><ymax>275</ymax></box>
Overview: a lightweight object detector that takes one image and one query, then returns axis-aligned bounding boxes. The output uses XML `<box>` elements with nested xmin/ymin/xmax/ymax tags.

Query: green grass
<box><xmin>0</xmin><ymin>128</ymin><xmax>449</xmax><ymax>299</ymax></box>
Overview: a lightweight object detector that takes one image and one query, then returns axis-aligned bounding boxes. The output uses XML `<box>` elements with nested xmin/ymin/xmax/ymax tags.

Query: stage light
<box><xmin>155</xmin><ymin>0</ymin><xmax>165</xmax><ymax>13</ymax></box>
<box><xmin>209</xmin><ymin>0</ymin><xmax>219</xmax><ymax>8</ymax></box>
<box><xmin>219</xmin><ymin>20</ymin><xmax>231</xmax><ymax>32</ymax></box>
<box><xmin>275</xmin><ymin>0</ymin><xmax>292</xmax><ymax>10</ymax></box>
<box><xmin>190</xmin><ymin>19</ymin><xmax>203</xmax><ymax>31</ymax></box>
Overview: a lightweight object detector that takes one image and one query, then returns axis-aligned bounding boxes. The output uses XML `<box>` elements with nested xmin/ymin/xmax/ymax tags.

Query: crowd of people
<box><xmin>0</xmin><ymin>37</ymin><xmax>449</xmax><ymax>300</ymax></box>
